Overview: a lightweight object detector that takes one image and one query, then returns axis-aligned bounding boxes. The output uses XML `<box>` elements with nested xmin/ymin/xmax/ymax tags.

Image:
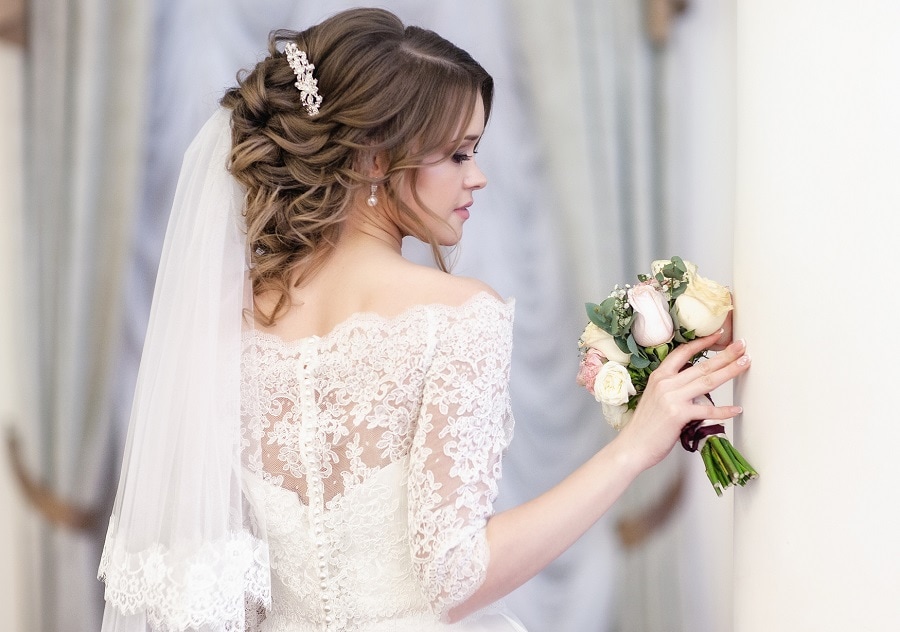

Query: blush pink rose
<box><xmin>628</xmin><ymin>284</ymin><xmax>674</xmax><ymax>347</ymax></box>
<box><xmin>576</xmin><ymin>350</ymin><xmax>604</xmax><ymax>394</ymax></box>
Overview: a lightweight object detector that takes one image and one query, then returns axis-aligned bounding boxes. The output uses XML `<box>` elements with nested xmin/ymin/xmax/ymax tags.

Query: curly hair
<box><xmin>220</xmin><ymin>8</ymin><xmax>494</xmax><ymax>324</ymax></box>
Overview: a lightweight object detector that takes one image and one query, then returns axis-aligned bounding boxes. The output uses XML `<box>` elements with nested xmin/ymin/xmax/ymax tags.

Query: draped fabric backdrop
<box><xmin>0</xmin><ymin>39</ymin><xmax>30</xmax><ymax>632</ymax></box>
<box><xmin>13</xmin><ymin>1</ymin><xmax>736</xmax><ymax>631</ymax></box>
<box><xmin>20</xmin><ymin>1</ymin><xmax>150</xmax><ymax>631</ymax></box>
<box><xmin>515</xmin><ymin>2</ymin><xmax>735</xmax><ymax>631</ymax></box>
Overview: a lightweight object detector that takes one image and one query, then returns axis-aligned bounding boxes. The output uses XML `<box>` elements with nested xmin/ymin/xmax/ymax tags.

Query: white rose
<box><xmin>579</xmin><ymin>322</ymin><xmax>631</xmax><ymax>364</ymax></box>
<box><xmin>601</xmin><ymin>402</ymin><xmax>634</xmax><ymax>431</ymax></box>
<box><xmin>592</xmin><ymin>361</ymin><xmax>636</xmax><ymax>406</ymax></box>
<box><xmin>673</xmin><ymin>274</ymin><xmax>734</xmax><ymax>336</ymax></box>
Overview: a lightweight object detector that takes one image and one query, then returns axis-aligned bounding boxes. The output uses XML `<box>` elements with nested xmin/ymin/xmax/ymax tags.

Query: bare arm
<box><xmin>448</xmin><ymin>334</ymin><xmax>750</xmax><ymax>622</ymax></box>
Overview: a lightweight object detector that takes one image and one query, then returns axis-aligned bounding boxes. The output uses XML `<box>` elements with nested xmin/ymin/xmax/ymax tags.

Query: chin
<box><xmin>438</xmin><ymin>233</ymin><xmax>462</xmax><ymax>247</ymax></box>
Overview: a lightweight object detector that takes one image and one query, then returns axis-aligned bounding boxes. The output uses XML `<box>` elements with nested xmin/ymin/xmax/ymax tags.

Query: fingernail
<box><xmin>735</xmin><ymin>406</ymin><xmax>743</xmax><ymax>414</ymax></box>
<box><xmin>737</xmin><ymin>354</ymin><xmax>751</xmax><ymax>366</ymax></box>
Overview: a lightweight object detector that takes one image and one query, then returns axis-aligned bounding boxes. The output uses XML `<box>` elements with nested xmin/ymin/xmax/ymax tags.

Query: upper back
<box><xmin>253</xmin><ymin>249</ymin><xmax>500</xmax><ymax>343</ymax></box>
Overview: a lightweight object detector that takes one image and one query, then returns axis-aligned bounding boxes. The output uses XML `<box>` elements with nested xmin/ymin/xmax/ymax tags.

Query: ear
<box><xmin>367</xmin><ymin>150</ymin><xmax>389</xmax><ymax>180</ymax></box>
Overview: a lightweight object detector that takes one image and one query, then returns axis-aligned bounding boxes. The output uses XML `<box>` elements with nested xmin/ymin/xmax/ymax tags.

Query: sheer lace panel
<box><xmin>240</xmin><ymin>293</ymin><xmax>515</xmax><ymax>627</ymax></box>
<box><xmin>408</xmin><ymin>299</ymin><xmax>515</xmax><ymax>616</ymax></box>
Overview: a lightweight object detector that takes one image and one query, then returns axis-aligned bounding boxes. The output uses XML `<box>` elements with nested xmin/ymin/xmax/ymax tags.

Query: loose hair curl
<box><xmin>221</xmin><ymin>8</ymin><xmax>494</xmax><ymax>324</ymax></box>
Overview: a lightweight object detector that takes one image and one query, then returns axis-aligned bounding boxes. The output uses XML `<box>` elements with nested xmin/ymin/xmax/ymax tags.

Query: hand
<box><xmin>615</xmin><ymin>331</ymin><xmax>750</xmax><ymax>472</ymax></box>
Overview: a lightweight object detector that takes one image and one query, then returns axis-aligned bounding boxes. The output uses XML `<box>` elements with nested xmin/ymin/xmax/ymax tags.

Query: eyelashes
<box><xmin>451</xmin><ymin>150</ymin><xmax>478</xmax><ymax>164</ymax></box>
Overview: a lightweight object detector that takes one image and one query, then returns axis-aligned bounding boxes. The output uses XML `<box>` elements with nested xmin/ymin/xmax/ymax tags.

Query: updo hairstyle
<box><xmin>221</xmin><ymin>8</ymin><xmax>494</xmax><ymax>324</ymax></box>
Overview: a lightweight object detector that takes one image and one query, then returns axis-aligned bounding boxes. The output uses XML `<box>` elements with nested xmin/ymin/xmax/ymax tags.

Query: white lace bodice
<box><xmin>240</xmin><ymin>292</ymin><xmax>517</xmax><ymax>631</ymax></box>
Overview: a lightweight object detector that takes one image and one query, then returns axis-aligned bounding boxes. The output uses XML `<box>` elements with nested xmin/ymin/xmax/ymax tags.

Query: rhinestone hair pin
<box><xmin>285</xmin><ymin>42</ymin><xmax>323</xmax><ymax>116</ymax></box>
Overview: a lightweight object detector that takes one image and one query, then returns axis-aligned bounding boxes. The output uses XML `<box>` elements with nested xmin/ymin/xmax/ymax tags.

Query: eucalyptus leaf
<box><xmin>626</xmin><ymin>334</ymin><xmax>648</xmax><ymax>362</ymax></box>
<box><xmin>630</xmin><ymin>354</ymin><xmax>650</xmax><ymax>369</ymax></box>
<box><xmin>586</xmin><ymin>302</ymin><xmax>616</xmax><ymax>334</ymax></box>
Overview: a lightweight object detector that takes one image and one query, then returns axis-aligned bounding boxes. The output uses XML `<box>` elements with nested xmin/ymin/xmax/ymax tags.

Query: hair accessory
<box><xmin>366</xmin><ymin>184</ymin><xmax>378</xmax><ymax>207</ymax></box>
<box><xmin>285</xmin><ymin>42</ymin><xmax>323</xmax><ymax>116</ymax></box>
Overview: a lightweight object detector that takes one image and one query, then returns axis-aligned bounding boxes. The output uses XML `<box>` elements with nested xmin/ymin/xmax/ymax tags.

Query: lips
<box><xmin>454</xmin><ymin>203</ymin><xmax>472</xmax><ymax>220</ymax></box>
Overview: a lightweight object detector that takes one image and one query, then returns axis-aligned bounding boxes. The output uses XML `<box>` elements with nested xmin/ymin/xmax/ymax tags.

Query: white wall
<box><xmin>0</xmin><ymin>41</ymin><xmax>31</xmax><ymax>632</ymax></box>
<box><xmin>734</xmin><ymin>2</ymin><xmax>900</xmax><ymax>630</ymax></box>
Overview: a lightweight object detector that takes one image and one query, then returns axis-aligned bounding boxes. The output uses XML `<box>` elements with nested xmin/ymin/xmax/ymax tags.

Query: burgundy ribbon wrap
<box><xmin>679</xmin><ymin>420</ymin><xmax>725</xmax><ymax>452</ymax></box>
<box><xmin>679</xmin><ymin>392</ymin><xmax>724</xmax><ymax>452</ymax></box>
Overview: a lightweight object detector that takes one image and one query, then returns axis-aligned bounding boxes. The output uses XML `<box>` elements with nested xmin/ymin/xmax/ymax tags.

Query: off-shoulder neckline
<box><xmin>246</xmin><ymin>290</ymin><xmax>514</xmax><ymax>348</ymax></box>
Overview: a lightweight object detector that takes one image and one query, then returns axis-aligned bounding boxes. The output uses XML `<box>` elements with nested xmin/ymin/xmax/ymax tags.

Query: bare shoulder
<box><xmin>395</xmin><ymin>264</ymin><xmax>504</xmax><ymax>308</ymax></box>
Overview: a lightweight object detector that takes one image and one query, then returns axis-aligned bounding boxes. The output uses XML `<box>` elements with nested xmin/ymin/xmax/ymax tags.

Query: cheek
<box><xmin>415</xmin><ymin>165</ymin><xmax>456</xmax><ymax>201</ymax></box>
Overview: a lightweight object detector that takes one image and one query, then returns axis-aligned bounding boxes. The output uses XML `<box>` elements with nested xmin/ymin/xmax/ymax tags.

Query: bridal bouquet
<box><xmin>576</xmin><ymin>256</ymin><xmax>757</xmax><ymax>496</ymax></box>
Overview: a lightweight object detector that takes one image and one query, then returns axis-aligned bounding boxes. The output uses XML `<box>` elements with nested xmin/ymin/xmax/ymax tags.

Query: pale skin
<box><xmin>256</xmin><ymin>97</ymin><xmax>751</xmax><ymax>623</ymax></box>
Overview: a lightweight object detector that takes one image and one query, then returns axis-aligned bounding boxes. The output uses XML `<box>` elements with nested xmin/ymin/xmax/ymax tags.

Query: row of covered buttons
<box><xmin>295</xmin><ymin>340</ymin><xmax>335</xmax><ymax>631</ymax></box>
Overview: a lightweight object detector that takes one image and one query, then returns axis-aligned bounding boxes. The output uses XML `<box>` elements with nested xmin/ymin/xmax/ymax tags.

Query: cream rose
<box><xmin>674</xmin><ymin>274</ymin><xmax>734</xmax><ymax>336</ymax></box>
<box><xmin>600</xmin><ymin>402</ymin><xmax>634</xmax><ymax>431</ymax></box>
<box><xmin>593</xmin><ymin>361</ymin><xmax>636</xmax><ymax>406</ymax></box>
<box><xmin>628</xmin><ymin>284</ymin><xmax>674</xmax><ymax>347</ymax></box>
<box><xmin>579</xmin><ymin>322</ymin><xmax>631</xmax><ymax>364</ymax></box>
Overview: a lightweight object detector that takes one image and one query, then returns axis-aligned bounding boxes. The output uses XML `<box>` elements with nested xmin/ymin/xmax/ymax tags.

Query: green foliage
<box><xmin>625</xmin><ymin>335</ymin><xmax>650</xmax><ymax>369</ymax></box>
<box><xmin>656</xmin><ymin>256</ymin><xmax>689</xmax><ymax>299</ymax></box>
<box><xmin>585</xmin><ymin>297</ymin><xmax>632</xmax><ymax>337</ymax></box>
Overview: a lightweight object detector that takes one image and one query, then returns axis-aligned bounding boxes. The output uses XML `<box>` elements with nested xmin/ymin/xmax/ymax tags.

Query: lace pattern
<box><xmin>99</xmin><ymin>518</ymin><xmax>271</xmax><ymax>631</ymax></box>
<box><xmin>241</xmin><ymin>292</ymin><xmax>515</xmax><ymax>629</ymax></box>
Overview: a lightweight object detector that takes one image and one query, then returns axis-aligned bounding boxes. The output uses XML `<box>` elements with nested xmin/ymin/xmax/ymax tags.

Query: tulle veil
<box><xmin>98</xmin><ymin>108</ymin><xmax>271</xmax><ymax>632</ymax></box>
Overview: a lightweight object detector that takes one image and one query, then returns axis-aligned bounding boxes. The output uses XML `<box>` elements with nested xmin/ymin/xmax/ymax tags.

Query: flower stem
<box><xmin>697</xmin><ymin>435</ymin><xmax>758</xmax><ymax>494</ymax></box>
<box><xmin>709</xmin><ymin>436</ymin><xmax>740</xmax><ymax>483</ymax></box>
<box><xmin>723</xmin><ymin>439</ymin><xmax>758</xmax><ymax>482</ymax></box>
<box><xmin>700</xmin><ymin>442</ymin><xmax>725</xmax><ymax>497</ymax></box>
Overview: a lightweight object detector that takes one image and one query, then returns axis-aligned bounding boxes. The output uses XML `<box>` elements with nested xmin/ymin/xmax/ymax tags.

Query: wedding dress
<box><xmin>240</xmin><ymin>292</ymin><xmax>527</xmax><ymax>632</ymax></box>
<box><xmin>99</xmin><ymin>108</ymin><xmax>527</xmax><ymax>632</ymax></box>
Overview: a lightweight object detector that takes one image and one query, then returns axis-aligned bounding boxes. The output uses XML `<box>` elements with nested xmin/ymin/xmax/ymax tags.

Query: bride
<box><xmin>98</xmin><ymin>7</ymin><xmax>750</xmax><ymax>631</ymax></box>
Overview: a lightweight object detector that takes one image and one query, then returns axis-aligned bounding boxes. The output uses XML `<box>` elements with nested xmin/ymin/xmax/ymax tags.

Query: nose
<box><xmin>466</xmin><ymin>162</ymin><xmax>487</xmax><ymax>191</ymax></box>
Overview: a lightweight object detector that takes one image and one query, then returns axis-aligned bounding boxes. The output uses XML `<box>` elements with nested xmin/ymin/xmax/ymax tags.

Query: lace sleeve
<box><xmin>407</xmin><ymin>295</ymin><xmax>515</xmax><ymax>618</ymax></box>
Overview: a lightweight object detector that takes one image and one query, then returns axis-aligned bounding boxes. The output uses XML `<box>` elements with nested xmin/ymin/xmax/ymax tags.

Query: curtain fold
<box><xmin>22</xmin><ymin>1</ymin><xmax>151</xmax><ymax>630</ymax></box>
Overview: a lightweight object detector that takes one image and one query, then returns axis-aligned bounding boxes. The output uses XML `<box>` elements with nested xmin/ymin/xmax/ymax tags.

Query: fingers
<box><xmin>708</xmin><ymin>311</ymin><xmax>734</xmax><ymax>351</ymax></box>
<box><xmin>690</xmin><ymin>401</ymin><xmax>744</xmax><ymax>421</ymax></box>
<box><xmin>676</xmin><ymin>339</ymin><xmax>751</xmax><ymax>399</ymax></box>
<box><xmin>655</xmin><ymin>329</ymin><xmax>726</xmax><ymax>377</ymax></box>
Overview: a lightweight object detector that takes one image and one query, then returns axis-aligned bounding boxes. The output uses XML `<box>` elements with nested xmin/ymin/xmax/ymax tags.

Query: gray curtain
<box><xmin>22</xmin><ymin>1</ymin><xmax>150</xmax><ymax>630</ymax></box>
<box><xmin>514</xmin><ymin>1</ymin><xmax>731</xmax><ymax>631</ymax></box>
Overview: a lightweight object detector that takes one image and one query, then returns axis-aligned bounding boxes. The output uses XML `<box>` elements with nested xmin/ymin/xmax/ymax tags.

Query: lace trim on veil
<box><xmin>99</xmin><ymin>517</ymin><xmax>271</xmax><ymax>631</ymax></box>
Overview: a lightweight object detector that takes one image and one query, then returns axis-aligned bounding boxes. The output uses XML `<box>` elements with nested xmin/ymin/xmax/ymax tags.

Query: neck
<box><xmin>339</xmin><ymin>204</ymin><xmax>404</xmax><ymax>255</ymax></box>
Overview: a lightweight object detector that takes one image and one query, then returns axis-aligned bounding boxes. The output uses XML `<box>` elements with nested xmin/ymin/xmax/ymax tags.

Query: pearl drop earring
<box><xmin>366</xmin><ymin>184</ymin><xmax>378</xmax><ymax>207</ymax></box>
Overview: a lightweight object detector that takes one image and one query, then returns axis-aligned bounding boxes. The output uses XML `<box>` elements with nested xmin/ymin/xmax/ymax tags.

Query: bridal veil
<box><xmin>98</xmin><ymin>108</ymin><xmax>271</xmax><ymax>632</ymax></box>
